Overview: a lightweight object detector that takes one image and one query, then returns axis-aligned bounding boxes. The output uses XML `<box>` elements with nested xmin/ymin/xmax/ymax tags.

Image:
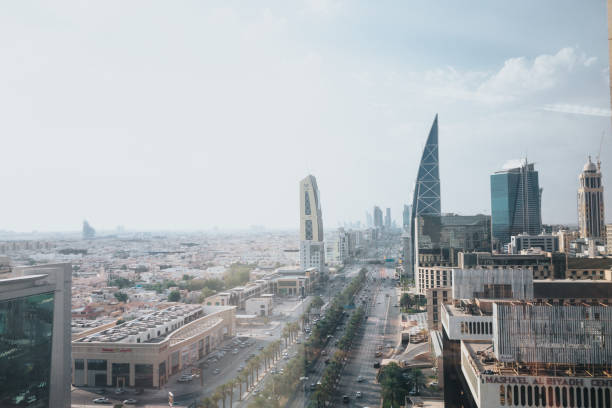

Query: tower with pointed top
<box><xmin>578</xmin><ymin>156</ymin><xmax>605</xmax><ymax>239</ymax></box>
<box><xmin>300</xmin><ymin>175</ymin><xmax>325</xmax><ymax>271</ymax></box>
<box><xmin>410</xmin><ymin>115</ymin><xmax>441</xmax><ymax>278</ymax></box>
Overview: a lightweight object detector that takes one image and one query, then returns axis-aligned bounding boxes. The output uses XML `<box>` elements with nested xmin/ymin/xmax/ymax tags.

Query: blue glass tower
<box><xmin>411</xmin><ymin>115</ymin><xmax>441</xmax><ymax>219</ymax></box>
<box><xmin>409</xmin><ymin>115</ymin><xmax>441</xmax><ymax>277</ymax></box>
<box><xmin>490</xmin><ymin>161</ymin><xmax>542</xmax><ymax>248</ymax></box>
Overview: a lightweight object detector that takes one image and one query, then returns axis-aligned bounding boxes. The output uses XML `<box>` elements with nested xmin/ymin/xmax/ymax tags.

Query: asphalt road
<box><xmin>333</xmin><ymin>267</ymin><xmax>399</xmax><ymax>408</ymax></box>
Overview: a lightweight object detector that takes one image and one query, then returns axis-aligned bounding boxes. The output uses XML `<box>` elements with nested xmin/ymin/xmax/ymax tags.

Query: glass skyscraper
<box><xmin>0</xmin><ymin>292</ymin><xmax>55</xmax><ymax>407</ymax></box>
<box><xmin>490</xmin><ymin>161</ymin><xmax>542</xmax><ymax>248</ymax></box>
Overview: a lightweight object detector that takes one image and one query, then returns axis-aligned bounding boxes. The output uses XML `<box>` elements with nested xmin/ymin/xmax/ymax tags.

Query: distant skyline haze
<box><xmin>1</xmin><ymin>0</ymin><xmax>611</xmax><ymax>232</ymax></box>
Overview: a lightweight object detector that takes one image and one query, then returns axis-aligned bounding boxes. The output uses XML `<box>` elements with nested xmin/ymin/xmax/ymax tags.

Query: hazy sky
<box><xmin>2</xmin><ymin>0</ymin><xmax>611</xmax><ymax>232</ymax></box>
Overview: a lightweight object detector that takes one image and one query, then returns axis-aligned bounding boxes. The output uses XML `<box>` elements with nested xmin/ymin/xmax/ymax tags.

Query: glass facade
<box><xmin>491</xmin><ymin>162</ymin><xmax>542</xmax><ymax>247</ymax></box>
<box><xmin>0</xmin><ymin>292</ymin><xmax>54</xmax><ymax>408</ymax></box>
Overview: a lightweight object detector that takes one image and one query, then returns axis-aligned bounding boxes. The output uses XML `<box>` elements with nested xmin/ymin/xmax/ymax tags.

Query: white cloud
<box><xmin>541</xmin><ymin>103</ymin><xmax>612</xmax><ymax>117</ymax></box>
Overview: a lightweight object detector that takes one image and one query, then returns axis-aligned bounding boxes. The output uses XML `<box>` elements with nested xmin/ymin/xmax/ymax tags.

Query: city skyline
<box><xmin>1</xmin><ymin>1</ymin><xmax>611</xmax><ymax>232</ymax></box>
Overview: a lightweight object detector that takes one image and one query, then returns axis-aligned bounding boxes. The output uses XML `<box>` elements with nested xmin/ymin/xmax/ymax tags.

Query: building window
<box><xmin>0</xmin><ymin>292</ymin><xmax>55</xmax><ymax>405</ymax></box>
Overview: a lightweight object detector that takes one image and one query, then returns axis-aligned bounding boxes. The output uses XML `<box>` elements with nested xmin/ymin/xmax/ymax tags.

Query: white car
<box><xmin>93</xmin><ymin>398</ymin><xmax>111</xmax><ymax>404</ymax></box>
<box><xmin>123</xmin><ymin>399</ymin><xmax>138</xmax><ymax>405</ymax></box>
<box><xmin>356</xmin><ymin>391</ymin><xmax>362</xmax><ymax>398</ymax></box>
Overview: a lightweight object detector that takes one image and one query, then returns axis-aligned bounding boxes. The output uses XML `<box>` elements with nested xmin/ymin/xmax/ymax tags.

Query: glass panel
<box><xmin>0</xmin><ymin>292</ymin><xmax>55</xmax><ymax>408</ymax></box>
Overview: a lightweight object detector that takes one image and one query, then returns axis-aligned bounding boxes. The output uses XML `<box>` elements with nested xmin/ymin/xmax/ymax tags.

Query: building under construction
<box><xmin>441</xmin><ymin>268</ymin><xmax>612</xmax><ymax>408</ymax></box>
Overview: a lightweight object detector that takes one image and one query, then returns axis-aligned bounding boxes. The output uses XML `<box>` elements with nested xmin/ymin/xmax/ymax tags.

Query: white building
<box><xmin>245</xmin><ymin>297</ymin><xmax>273</xmax><ymax>317</ymax></box>
<box><xmin>509</xmin><ymin>233</ymin><xmax>559</xmax><ymax>254</ymax></box>
<box><xmin>299</xmin><ymin>175</ymin><xmax>325</xmax><ymax>271</ymax></box>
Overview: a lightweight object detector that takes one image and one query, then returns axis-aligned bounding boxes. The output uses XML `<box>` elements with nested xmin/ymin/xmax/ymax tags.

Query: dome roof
<box><xmin>583</xmin><ymin>157</ymin><xmax>597</xmax><ymax>172</ymax></box>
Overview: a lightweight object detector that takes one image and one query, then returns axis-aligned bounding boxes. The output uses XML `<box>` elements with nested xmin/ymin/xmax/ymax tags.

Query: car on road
<box><xmin>310</xmin><ymin>383</ymin><xmax>316</xmax><ymax>390</ymax></box>
<box><xmin>178</xmin><ymin>375</ymin><xmax>193</xmax><ymax>383</ymax></box>
<box><xmin>213</xmin><ymin>368</ymin><xmax>221</xmax><ymax>375</ymax></box>
<box><xmin>356</xmin><ymin>391</ymin><xmax>362</xmax><ymax>398</ymax></box>
<box><xmin>258</xmin><ymin>346</ymin><xmax>265</xmax><ymax>350</ymax></box>
<box><xmin>232</xmin><ymin>349</ymin><xmax>239</xmax><ymax>354</ymax></box>
<box><xmin>114</xmin><ymin>388</ymin><xmax>126</xmax><ymax>395</ymax></box>
<box><xmin>123</xmin><ymin>399</ymin><xmax>138</xmax><ymax>405</ymax></box>
<box><xmin>93</xmin><ymin>397</ymin><xmax>111</xmax><ymax>404</ymax></box>
<box><xmin>342</xmin><ymin>395</ymin><xmax>350</xmax><ymax>403</ymax></box>
<box><xmin>373</xmin><ymin>362</ymin><xmax>381</xmax><ymax>369</ymax></box>
<box><xmin>357</xmin><ymin>376</ymin><xmax>365</xmax><ymax>382</ymax></box>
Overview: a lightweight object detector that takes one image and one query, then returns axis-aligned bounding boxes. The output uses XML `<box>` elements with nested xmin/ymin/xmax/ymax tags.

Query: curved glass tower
<box><xmin>411</xmin><ymin>114</ymin><xmax>441</xmax><ymax>219</ymax></box>
<box><xmin>408</xmin><ymin>115</ymin><xmax>441</xmax><ymax>278</ymax></box>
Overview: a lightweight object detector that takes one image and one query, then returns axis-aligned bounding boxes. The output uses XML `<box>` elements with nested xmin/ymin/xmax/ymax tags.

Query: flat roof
<box><xmin>534</xmin><ymin>280</ymin><xmax>612</xmax><ymax>299</ymax></box>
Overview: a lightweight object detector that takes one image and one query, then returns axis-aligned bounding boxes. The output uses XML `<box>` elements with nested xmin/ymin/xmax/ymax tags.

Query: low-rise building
<box><xmin>72</xmin><ymin>305</ymin><xmax>235</xmax><ymax>388</ymax></box>
<box><xmin>245</xmin><ymin>297</ymin><xmax>273</xmax><ymax>316</ymax></box>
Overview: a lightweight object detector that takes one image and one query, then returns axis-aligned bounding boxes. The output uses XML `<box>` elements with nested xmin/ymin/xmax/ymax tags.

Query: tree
<box><xmin>223</xmin><ymin>263</ymin><xmax>255</xmax><ymax>288</ymax></box>
<box><xmin>114</xmin><ymin>291</ymin><xmax>128</xmax><ymax>303</ymax></box>
<box><xmin>310</xmin><ymin>295</ymin><xmax>324</xmax><ymax>310</ymax></box>
<box><xmin>168</xmin><ymin>291</ymin><xmax>181</xmax><ymax>302</ymax></box>
<box><xmin>378</xmin><ymin>362</ymin><xmax>411</xmax><ymax>408</ymax></box>
<box><xmin>400</xmin><ymin>293</ymin><xmax>413</xmax><ymax>309</ymax></box>
<box><xmin>199</xmin><ymin>397</ymin><xmax>215</xmax><ymax>408</ymax></box>
<box><xmin>182</xmin><ymin>274</ymin><xmax>193</xmax><ymax>281</ymax></box>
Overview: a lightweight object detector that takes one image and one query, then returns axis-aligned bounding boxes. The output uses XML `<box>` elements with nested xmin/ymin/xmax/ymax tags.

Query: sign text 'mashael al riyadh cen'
<box><xmin>484</xmin><ymin>376</ymin><xmax>612</xmax><ymax>388</ymax></box>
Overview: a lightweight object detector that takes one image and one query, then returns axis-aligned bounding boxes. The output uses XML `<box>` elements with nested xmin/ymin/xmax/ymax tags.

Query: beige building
<box><xmin>607</xmin><ymin>223</ymin><xmax>612</xmax><ymax>254</ymax></box>
<box><xmin>426</xmin><ymin>287</ymin><xmax>451</xmax><ymax>330</ymax></box>
<box><xmin>72</xmin><ymin>305</ymin><xmax>235</xmax><ymax>388</ymax></box>
<box><xmin>578</xmin><ymin>156</ymin><xmax>605</xmax><ymax>240</ymax></box>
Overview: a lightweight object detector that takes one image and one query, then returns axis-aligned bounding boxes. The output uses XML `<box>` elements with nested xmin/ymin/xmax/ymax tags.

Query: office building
<box><xmin>578</xmin><ymin>156</ymin><xmax>605</xmax><ymax>239</ymax></box>
<box><xmin>441</xmin><ymin>268</ymin><xmax>612</xmax><ymax>408</ymax></box>
<box><xmin>415</xmin><ymin>213</ymin><xmax>491</xmax><ymax>252</ymax></box>
<box><xmin>373</xmin><ymin>206</ymin><xmax>383</xmax><ymax>229</ymax></box>
<box><xmin>457</xmin><ymin>251</ymin><xmax>566</xmax><ymax>280</ymax></box>
<box><xmin>411</xmin><ymin>115</ymin><xmax>442</xmax><ymax>279</ymax></box>
<box><xmin>490</xmin><ymin>160</ymin><xmax>542</xmax><ymax>249</ymax></box>
<box><xmin>299</xmin><ymin>175</ymin><xmax>325</xmax><ymax>271</ymax></box>
<box><xmin>607</xmin><ymin>224</ymin><xmax>612</xmax><ymax>254</ymax></box>
<box><xmin>0</xmin><ymin>263</ymin><xmax>72</xmax><ymax>408</ymax></box>
<box><xmin>508</xmin><ymin>232</ymin><xmax>559</xmax><ymax>254</ymax></box>
<box><xmin>72</xmin><ymin>305</ymin><xmax>235</xmax><ymax>388</ymax></box>
<box><xmin>403</xmin><ymin>204</ymin><xmax>411</xmax><ymax>230</ymax></box>
<box><xmin>366</xmin><ymin>211</ymin><xmax>373</xmax><ymax>228</ymax></box>
<box><xmin>384</xmin><ymin>208</ymin><xmax>391</xmax><ymax>229</ymax></box>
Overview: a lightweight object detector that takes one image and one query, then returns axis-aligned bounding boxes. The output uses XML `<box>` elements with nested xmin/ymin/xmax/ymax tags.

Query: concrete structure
<box><xmin>490</xmin><ymin>160</ymin><xmax>542</xmax><ymax>249</ymax></box>
<box><xmin>608</xmin><ymin>223</ymin><xmax>612</xmax><ymax>254</ymax></box>
<box><xmin>554</xmin><ymin>228</ymin><xmax>579</xmax><ymax>253</ymax></box>
<box><xmin>0</xmin><ymin>263</ymin><xmax>72</xmax><ymax>408</ymax></box>
<box><xmin>426</xmin><ymin>286</ymin><xmax>451</xmax><ymax>330</ymax></box>
<box><xmin>578</xmin><ymin>156</ymin><xmax>605</xmax><ymax>240</ymax></box>
<box><xmin>300</xmin><ymin>174</ymin><xmax>325</xmax><ymax>271</ymax></box>
<box><xmin>508</xmin><ymin>232</ymin><xmax>559</xmax><ymax>254</ymax></box>
<box><xmin>441</xmin><ymin>268</ymin><xmax>612</xmax><ymax>408</ymax></box>
<box><xmin>451</xmin><ymin>268</ymin><xmax>533</xmax><ymax>301</ymax></box>
<box><xmin>245</xmin><ymin>297</ymin><xmax>273</xmax><ymax>317</ymax></box>
<box><xmin>72</xmin><ymin>305</ymin><xmax>235</xmax><ymax>388</ymax></box>
<box><xmin>565</xmin><ymin>257</ymin><xmax>612</xmax><ymax>280</ymax></box>
<box><xmin>457</xmin><ymin>251</ymin><xmax>566</xmax><ymax>280</ymax></box>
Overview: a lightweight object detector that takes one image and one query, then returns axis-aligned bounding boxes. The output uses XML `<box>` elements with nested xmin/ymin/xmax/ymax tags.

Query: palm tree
<box><xmin>211</xmin><ymin>390</ymin><xmax>223</xmax><ymax>408</ymax></box>
<box><xmin>281</xmin><ymin>325</ymin><xmax>290</xmax><ymax>348</ymax></box>
<box><xmin>252</xmin><ymin>355</ymin><xmax>261</xmax><ymax>381</ymax></box>
<box><xmin>199</xmin><ymin>397</ymin><xmax>215</xmax><ymax>408</ymax></box>
<box><xmin>238</xmin><ymin>371</ymin><xmax>247</xmax><ymax>400</ymax></box>
<box><xmin>226</xmin><ymin>379</ymin><xmax>236</xmax><ymax>408</ymax></box>
<box><xmin>216</xmin><ymin>384</ymin><xmax>226</xmax><ymax>408</ymax></box>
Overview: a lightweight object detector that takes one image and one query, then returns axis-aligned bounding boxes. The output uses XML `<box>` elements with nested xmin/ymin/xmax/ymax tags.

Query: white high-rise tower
<box><xmin>578</xmin><ymin>156</ymin><xmax>605</xmax><ymax>239</ymax></box>
<box><xmin>299</xmin><ymin>175</ymin><xmax>325</xmax><ymax>271</ymax></box>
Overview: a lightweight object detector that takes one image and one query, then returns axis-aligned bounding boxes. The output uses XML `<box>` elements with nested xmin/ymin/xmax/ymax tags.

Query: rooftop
<box><xmin>75</xmin><ymin>304</ymin><xmax>204</xmax><ymax>344</ymax></box>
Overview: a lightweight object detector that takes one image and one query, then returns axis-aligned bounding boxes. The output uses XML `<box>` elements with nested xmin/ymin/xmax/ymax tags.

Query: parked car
<box><xmin>93</xmin><ymin>398</ymin><xmax>111</xmax><ymax>404</ymax></box>
<box><xmin>123</xmin><ymin>399</ymin><xmax>138</xmax><ymax>405</ymax></box>
<box><xmin>114</xmin><ymin>389</ymin><xmax>126</xmax><ymax>395</ymax></box>
<box><xmin>213</xmin><ymin>368</ymin><xmax>221</xmax><ymax>375</ymax></box>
